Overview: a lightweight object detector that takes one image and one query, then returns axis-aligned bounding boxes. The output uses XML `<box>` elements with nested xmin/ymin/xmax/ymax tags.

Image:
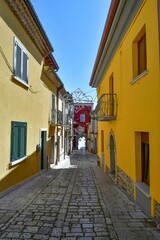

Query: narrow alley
<box><xmin>0</xmin><ymin>151</ymin><xmax>160</xmax><ymax>240</ymax></box>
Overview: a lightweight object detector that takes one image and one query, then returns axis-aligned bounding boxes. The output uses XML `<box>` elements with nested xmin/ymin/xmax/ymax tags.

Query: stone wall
<box><xmin>117</xmin><ymin>166</ymin><xmax>134</xmax><ymax>200</ymax></box>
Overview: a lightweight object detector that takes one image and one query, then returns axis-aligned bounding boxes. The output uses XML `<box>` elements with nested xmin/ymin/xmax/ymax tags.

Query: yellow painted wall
<box><xmin>97</xmin><ymin>0</ymin><xmax>160</xmax><ymax>213</ymax></box>
<box><xmin>0</xmin><ymin>1</ymin><xmax>53</xmax><ymax>192</ymax></box>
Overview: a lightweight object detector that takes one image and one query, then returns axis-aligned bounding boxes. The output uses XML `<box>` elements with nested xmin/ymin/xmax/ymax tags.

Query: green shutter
<box><xmin>19</xmin><ymin>123</ymin><xmax>27</xmax><ymax>158</ymax></box>
<box><xmin>11</xmin><ymin>123</ymin><xmax>19</xmax><ymax>161</ymax></box>
<box><xmin>11</xmin><ymin>122</ymin><xmax>27</xmax><ymax>162</ymax></box>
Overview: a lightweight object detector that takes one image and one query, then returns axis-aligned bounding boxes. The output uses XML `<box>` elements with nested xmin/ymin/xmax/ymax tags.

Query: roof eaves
<box><xmin>89</xmin><ymin>0</ymin><xmax>120</xmax><ymax>87</ymax></box>
<box><xmin>43</xmin><ymin>66</ymin><xmax>62</xmax><ymax>88</ymax></box>
<box><xmin>5</xmin><ymin>0</ymin><xmax>53</xmax><ymax>57</ymax></box>
<box><xmin>44</xmin><ymin>54</ymin><xmax>59</xmax><ymax>71</ymax></box>
<box><xmin>26</xmin><ymin>0</ymin><xmax>53</xmax><ymax>52</ymax></box>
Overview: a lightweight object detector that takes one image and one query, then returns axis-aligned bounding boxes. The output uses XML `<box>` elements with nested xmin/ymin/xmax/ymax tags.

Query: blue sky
<box><xmin>31</xmin><ymin>0</ymin><xmax>111</xmax><ymax>104</ymax></box>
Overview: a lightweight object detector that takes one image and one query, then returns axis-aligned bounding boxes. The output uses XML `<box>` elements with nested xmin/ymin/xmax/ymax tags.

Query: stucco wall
<box><xmin>0</xmin><ymin>1</ymin><xmax>52</xmax><ymax>191</ymax></box>
<box><xmin>97</xmin><ymin>0</ymin><xmax>160</xmax><ymax>216</ymax></box>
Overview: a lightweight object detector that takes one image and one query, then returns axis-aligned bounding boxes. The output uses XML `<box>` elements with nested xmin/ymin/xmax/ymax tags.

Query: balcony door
<box><xmin>109</xmin><ymin>74</ymin><xmax>114</xmax><ymax>116</ymax></box>
<box><xmin>52</xmin><ymin>94</ymin><xmax>55</xmax><ymax>110</ymax></box>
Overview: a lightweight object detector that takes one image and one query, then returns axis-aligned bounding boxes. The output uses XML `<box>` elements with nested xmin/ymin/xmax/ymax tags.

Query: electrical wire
<box><xmin>0</xmin><ymin>46</ymin><xmax>13</xmax><ymax>73</ymax></box>
<box><xmin>83</xmin><ymin>89</ymin><xmax>96</xmax><ymax>94</ymax></box>
<box><xmin>28</xmin><ymin>86</ymin><xmax>42</xmax><ymax>94</ymax></box>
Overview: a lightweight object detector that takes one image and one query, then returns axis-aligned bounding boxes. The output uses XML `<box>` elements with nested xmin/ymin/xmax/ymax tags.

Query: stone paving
<box><xmin>0</xmin><ymin>151</ymin><xmax>160</xmax><ymax>239</ymax></box>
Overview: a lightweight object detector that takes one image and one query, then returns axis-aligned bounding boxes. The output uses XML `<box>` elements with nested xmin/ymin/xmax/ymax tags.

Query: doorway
<box><xmin>78</xmin><ymin>136</ymin><xmax>86</xmax><ymax>151</ymax></box>
<box><xmin>56</xmin><ymin>136</ymin><xmax>60</xmax><ymax>164</ymax></box>
<box><xmin>141</xmin><ymin>132</ymin><xmax>150</xmax><ymax>185</ymax></box>
<box><xmin>101</xmin><ymin>130</ymin><xmax>105</xmax><ymax>171</ymax></box>
<box><xmin>135</xmin><ymin>131</ymin><xmax>151</xmax><ymax>216</ymax></box>
<box><xmin>40</xmin><ymin>130</ymin><xmax>47</xmax><ymax>170</ymax></box>
<box><xmin>50</xmin><ymin>136</ymin><xmax>55</xmax><ymax>164</ymax></box>
<box><xmin>110</xmin><ymin>134</ymin><xmax>116</xmax><ymax>175</ymax></box>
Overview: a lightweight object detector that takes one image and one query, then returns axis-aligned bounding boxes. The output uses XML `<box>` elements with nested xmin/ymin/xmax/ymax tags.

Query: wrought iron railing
<box><xmin>57</xmin><ymin>110</ymin><xmax>63</xmax><ymax>125</ymax></box>
<box><xmin>95</xmin><ymin>94</ymin><xmax>118</xmax><ymax>121</ymax></box>
<box><xmin>49</xmin><ymin>109</ymin><xmax>56</xmax><ymax>125</ymax></box>
<box><xmin>64</xmin><ymin>113</ymin><xmax>70</xmax><ymax>129</ymax></box>
<box><xmin>49</xmin><ymin>109</ymin><xmax>63</xmax><ymax>125</ymax></box>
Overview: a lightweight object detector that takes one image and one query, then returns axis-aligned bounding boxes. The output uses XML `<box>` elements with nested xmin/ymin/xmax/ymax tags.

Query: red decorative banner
<box><xmin>73</xmin><ymin>103</ymin><xmax>93</xmax><ymax>135</ymax></box>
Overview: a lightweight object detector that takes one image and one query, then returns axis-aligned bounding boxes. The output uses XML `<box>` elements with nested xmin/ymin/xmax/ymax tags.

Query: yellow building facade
<box><xmin>0</xmin><ymin>0</ymin><xmax>63</xmax><ymax>192</ymax></box>
<box><xmin>90</xmin><ymin>0</ymin><xmax>160</xmax><ymax>217</ymax></box>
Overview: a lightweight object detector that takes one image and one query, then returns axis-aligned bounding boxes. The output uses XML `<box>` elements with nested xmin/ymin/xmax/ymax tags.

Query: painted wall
<box><xmin>97</xmin><ymin>0</ymin><xmax>160</xmax><ymax>215</ymax></box>
<box><xmin>0</xmin><ymin>2</ymin><xmax>52</xmax><ymax>191</ymax></box>
<box><xmin>73</xmin><ymin>103</ymin><xmax>93</xmax><ymax>149</ymax></box>
<box><xmin>74</xmin><ymin>104</ymin><xmax>93</xmax><ymax>134</ymax></box>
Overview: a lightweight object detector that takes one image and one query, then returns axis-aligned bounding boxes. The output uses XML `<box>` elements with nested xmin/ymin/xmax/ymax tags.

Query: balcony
<box><xmin>95</xmin><ymin>94</ymin><xmax>118</xmax><ymax>121</ymax></box>
<box><xmin>49</xmin><ymin>109</ymin><xmax>56</xmax><ymax>125</ymax></box>
<box><xmin>64</xmin><ymin>114</ymin><xmax>70</xmax><ymax>130</ymax></box>
<box><xmin>57</xmin><ymin>110</ymin><xmax>63</xmax><ymax>125</ymax></box>
<box><xmin>49</xmin><ymin>109</ymin><xmax>63</xmax><ymax>125</ymax></box>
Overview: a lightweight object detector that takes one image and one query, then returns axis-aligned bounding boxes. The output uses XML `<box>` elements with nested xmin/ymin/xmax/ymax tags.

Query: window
<box><xmin>135</xmin><ymin>131</ymin><xmax>150</xmax><ymax>186</ymax></box>
<box><xmin>14</xmin><ymin>38</ymin><xmax>28</xmax><ymax>84</ymax></box>
<box><xmin>80</xmin><ymin>114</ymin><xmax>85</xmax><ymax>122</ymax></box>
<box><xmin>10</xmin><ymin>121</ymin><xmax>27</xmax><ymax>163</ymax></box>
<box><xmin>138</xmin><ymin>33</ymin><xmax>146</xmax><ymax>75</ymax></box>
<box><xmin>52</xmin><ymin>94</ymin><xmax>55</xmax><ymax>110</ymax></box>
<box><xmin>132</xmin><ymin>26</ymin><xmax>147</xmax><ymax>79</ymax></box>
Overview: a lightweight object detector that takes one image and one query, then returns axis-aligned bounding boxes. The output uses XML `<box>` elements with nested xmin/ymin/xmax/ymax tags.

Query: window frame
<box><xmin>138</xmin><ymin>33</ymin><xmax>147</xmax><ymax>75</ymax></box>
<box><xmin>80</xmin><ymin>114</ymin><xmax>85</xmax><ymax>122</ymax></box>
<box><xmin>10</xmin><ymin>121</ymin><xmax>27</xmax><ymax>166</ymax></box>
<box><xmin>131</xmin><ymin>26</ymin><xmax>148</xmax><ymax>84</ymax></box>
<box><xmin>13</xmin><ymin>38</ymin><xmax>29</xmax><ymax>86</ymax></box>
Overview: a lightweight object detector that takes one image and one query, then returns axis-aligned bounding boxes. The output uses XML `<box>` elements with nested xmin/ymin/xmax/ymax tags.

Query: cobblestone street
<box><xmin>0</xmin><ymin>151</ymin><xmax>160</xmax><ymax>239</ymax></box>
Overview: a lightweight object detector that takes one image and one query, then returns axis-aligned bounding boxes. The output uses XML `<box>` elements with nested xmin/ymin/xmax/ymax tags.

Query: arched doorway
<box><xmin>110</xmin><ymin>134</ymin><xmax>116</xmax><ymax>175</ymax></box>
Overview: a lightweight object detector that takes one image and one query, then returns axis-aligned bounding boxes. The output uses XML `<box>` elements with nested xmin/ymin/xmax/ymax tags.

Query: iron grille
<box><xmin>95</xmin><ymin>94</ymin><xmax>118</xmax><ymax>121</ymax></box>
<box><xmin>49</xmin><ymin>109</ymin><xmax>63</xmax><ymax>125</ymax></box>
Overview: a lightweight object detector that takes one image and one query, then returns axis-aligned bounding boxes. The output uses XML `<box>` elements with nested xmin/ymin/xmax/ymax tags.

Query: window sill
<box><xmin>12</xmin><ymin>75</ymin><xmax>29</xmax><ymax>88</ymax></box>
<box><xmin>10</xmin><ymin>156</ymin><xmax>27</xmax><ymax>166</ymax></box>
<box><xmin>135</xmin><ymin>182</ymin><xmax>150</xmax><ymax>198</ymax></box>
<box><xmin>130</xmin><ymin>70</ymin><xmax>148</xmax><ymax>85</ymax></box>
